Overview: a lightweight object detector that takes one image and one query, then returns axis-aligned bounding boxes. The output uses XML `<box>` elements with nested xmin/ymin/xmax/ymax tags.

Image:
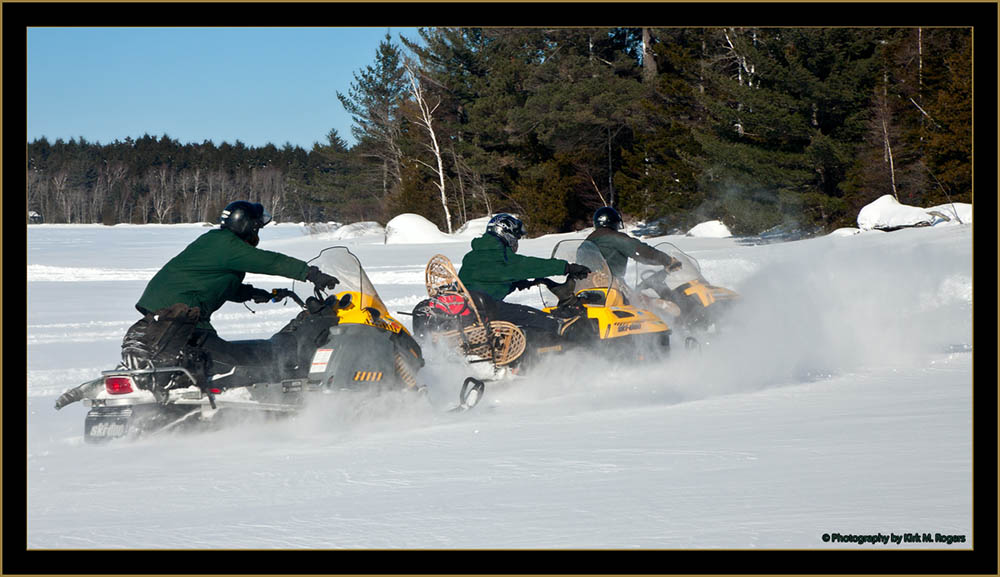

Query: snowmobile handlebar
<box><xmin>270</xmin><ymin>288</ymin><xmax>306</xmax><ymax>308</ymax></box>
<box><xmin>513</xmin><ymin>276</ymin><xmax>580</xmax><ymax>309</ymax></box>
<box><xmin>514</xmin><ymin>276</ymin><xmax>569</xmax><ymax>291</ymax></box>
<box><xmin>636</xmin><ymin>269</ymin><xmax>669</xmax><ymax>292</ymax></box>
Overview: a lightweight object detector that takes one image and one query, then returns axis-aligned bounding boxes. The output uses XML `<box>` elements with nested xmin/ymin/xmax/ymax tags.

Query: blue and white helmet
<box><xmin>486</xmin><ymin>213</ymin><xmax>526</xmax><ymax>252</ymax></box>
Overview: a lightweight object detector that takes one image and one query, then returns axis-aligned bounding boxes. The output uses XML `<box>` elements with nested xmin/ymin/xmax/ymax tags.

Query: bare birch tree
<box><xmin>147</xmin><ymin>165</ymin><xmax>175</xmax><ymax>223</ymax></box>
<box><xmin>877</xmin><ymin>81</ymin><xmax>900</xmax><ymax>201</ymax></box>
<box><xmin>404</xmin><ymin>59</ymin><xmax>452</xmax><ymax>234</ymax></box>
<box><xmin>721</xmin><ymin>28</ymin><xmax>758</xmax><ymax>137</ymax></box>
<box><xmin>51</xmin><ymin>170</ymin><xmax>71</xmax><ymax>222</ymax></box>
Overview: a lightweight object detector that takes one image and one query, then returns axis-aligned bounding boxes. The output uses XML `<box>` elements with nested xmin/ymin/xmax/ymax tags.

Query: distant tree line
<box><xmin>27</xmin><ymin>27</ymin><xmax>971</xmax><ymax>236</ymax></box>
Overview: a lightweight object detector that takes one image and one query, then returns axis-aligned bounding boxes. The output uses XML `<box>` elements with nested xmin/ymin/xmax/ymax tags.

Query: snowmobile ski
<box><xmin>447</xmin><ymin>377</ymin><xmax>486</xmax><ymax>412</ymax></box>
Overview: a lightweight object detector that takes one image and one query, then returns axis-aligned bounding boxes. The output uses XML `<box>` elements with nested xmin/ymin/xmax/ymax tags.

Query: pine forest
<box><xmin>26</xmin><ymin>27</ymin><xmax>973</xmax><ymax>237</ymax></box>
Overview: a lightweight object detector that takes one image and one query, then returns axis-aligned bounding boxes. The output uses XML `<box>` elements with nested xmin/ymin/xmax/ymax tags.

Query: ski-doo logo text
<box><xmin>88</xmin><ymin>421</ymin><xmax>127</xmax><ymax>437</ymax></box>
<box><xmin>614</xmin><ymin>322</ymin><xmax>641</xmax><ymax>332</ymax></box>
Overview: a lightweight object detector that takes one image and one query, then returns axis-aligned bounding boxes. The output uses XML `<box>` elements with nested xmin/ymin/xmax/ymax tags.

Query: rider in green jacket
<box><xmin>136</xmin><ymin>225</ymin><xmax>309</xmax><ymax>331</ymax></box>
<box><xmin>123</xmin><ymin>201</ymin><xmax>339</xmax><ymax>378</ymax></box>
<box><xmin>457</xmin><ymin>213</ymin><xmax>590</xmax><ymax>336</ymax></box>
<box><xmin>459</xmin><ymin>228</ymin><xmax>576</xmax><ymax>301</ymax></box>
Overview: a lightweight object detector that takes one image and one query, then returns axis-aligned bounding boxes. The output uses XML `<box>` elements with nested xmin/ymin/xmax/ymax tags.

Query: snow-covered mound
<box><xmin>455</xmin><ymin>215</ymin><xmax>492</xmax><ymax>238</ymax></box>
<box><xmin>857</xmin><ymin>195</ymin><xmax>972</xmax><ymax>231</ymax></box>
<box><xmin>384</xmin><ymin>213</ymin><xmax>458</xmax><ymax>244</ymax></box>
<box><xmin>857</xmin><ymin>195</ymin><xmax>933</xmax><ymax>230</ymax></box>
<box><xmin>686</xmin><ymin>220</ymin><xmax>732</xmax><ymax>238</ymax></box>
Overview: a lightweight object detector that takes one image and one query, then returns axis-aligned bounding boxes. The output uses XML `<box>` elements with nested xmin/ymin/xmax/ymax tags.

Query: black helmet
<box><xmin>220</xmin><ymin>201</ymin><xmax>271</xmax><ymax>246</ymax></box>
<box><xmin>486</xmin><ymin>213</ymin><xmax>526</xmax><ymax>252</ymax></box>
<box><xmin>593</xmin><ymin>206</ymin><xmax>623</xmax><ymax>230</ymax></box>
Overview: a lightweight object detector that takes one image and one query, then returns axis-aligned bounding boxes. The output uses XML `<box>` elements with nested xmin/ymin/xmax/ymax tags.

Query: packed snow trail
<box><xmin>26</xmin><ymin>221</ymin><xmax>972</xmax><ymax>551</ymax></box>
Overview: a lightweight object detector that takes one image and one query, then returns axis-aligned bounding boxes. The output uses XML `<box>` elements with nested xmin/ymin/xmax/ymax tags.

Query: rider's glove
<box><xmin>306</xmin><ymin>266</ymin><xmax>339</xmax><ymax>291</ymax></box>
<box><xmin>666</xmin><ymin>258</ymin><xmax>683</xmax><ymax>272</ymax></box>
<box><xmin>249</xmin><ymin>288</ymin><xmax>274</xmax><ymax>303</ymax></box>
<box><xmin>236</xmin><ymin>284</ymin><xmax>272</xmax><ymax>303</ymax></box>
<box><xmin>511</xmin><ymin>279</ymin><xmax>535</xmax><ymax>291</ymax></box>
<box><xmin>565</xmin><ymin>263</ymin><xmax>591</xmax><ymax>280</ymax></box>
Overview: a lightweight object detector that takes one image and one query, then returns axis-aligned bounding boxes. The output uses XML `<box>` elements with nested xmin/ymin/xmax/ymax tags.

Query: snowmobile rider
<box><xmin>123</xmin><ymin>200</ymin><xmax>340</xmax><ymax>380</ymax></box>
<box><xmin>586</xmin><ymin>206</ymin><xmax>684</xmax><ymax>315</ymax></box>
<box><xmin>586</xmin><ymin>207</ymin><xmax>682</xmax><ymax>279</ymax></box>
<box><xmin>457</xmin><ymin>213</ymin><xmax>591</xmax><ymax>336</ymax></box>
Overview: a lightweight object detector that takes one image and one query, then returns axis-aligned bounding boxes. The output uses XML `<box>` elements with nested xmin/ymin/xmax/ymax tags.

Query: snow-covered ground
<box><xmin>23</xmin><ymin>212</ymin><xmax>980</xmax><ymax>559</ymax></box>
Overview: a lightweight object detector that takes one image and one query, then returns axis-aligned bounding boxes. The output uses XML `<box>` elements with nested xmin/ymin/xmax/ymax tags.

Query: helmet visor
<box><xmin>258</xmin><ymin>204</ymin><xmax>272</xmax><ymax>227</ymax></box>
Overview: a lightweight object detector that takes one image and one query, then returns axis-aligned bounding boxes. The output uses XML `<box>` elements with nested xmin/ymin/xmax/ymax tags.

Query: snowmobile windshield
<box><xmin>634</xmin><ymin>242</ymin><xmax>706</xmax><ymax>291</ymax></box>
<box><xmin>307</xmin><ymin>247</ymin><xmax>386</xmax><ymax>310</ymax></box>
<box><xmin>540</xmin><ymin>239</ymin><xmax>615</xmax><ymax>308</ymax></box>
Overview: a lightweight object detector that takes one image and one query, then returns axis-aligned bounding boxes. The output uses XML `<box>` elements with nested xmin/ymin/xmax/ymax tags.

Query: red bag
<box><xmin>431</xmin><ymin>294</ymin><xmax>472</xmax><ymax>316</ymax></box>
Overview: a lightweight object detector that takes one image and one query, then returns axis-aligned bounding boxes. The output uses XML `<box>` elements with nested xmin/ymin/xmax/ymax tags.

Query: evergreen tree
<box><xmin>337</xmin><ymin>32</ymin><xmax>408</xmax><ymax>201</ymax></box>
<box><xmin>401</xmin><ymin>27</ymin><xmax>542</xmax><ymax>224</ymax></box>
<box><xmin>914</xmin><ymin>29</ymin><xmax>971</xmax><ymax>206</ymax></box>
<box><xmin>841</xmin><ymin>28</ymin><xmax>971</xmax><ymax>224</ymax></box>
<box><xmin>510</xmin><ymin>28</ymin><xmax>645</xmax><ymax>230</ymax></box>
<box><xmin>685</xmin><ymin>28</ymin><xmax>891</xmax><ymax>233</ymax></box>
<box><xmin>616</xmin><ymin>28</ymin><xmax>705</xmax><ymax>231</ymax></box>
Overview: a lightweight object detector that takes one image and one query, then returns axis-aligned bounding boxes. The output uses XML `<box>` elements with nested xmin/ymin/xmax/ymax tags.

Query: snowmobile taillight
<box><xmin>209</xmin><ymin>388</ymin><xmax>221</xmax><ymax>395</ymax></box>
<box><xmin>104</xmin><ymin>376</ymin><xmax>135</xmax><ymax>395</ymax></box>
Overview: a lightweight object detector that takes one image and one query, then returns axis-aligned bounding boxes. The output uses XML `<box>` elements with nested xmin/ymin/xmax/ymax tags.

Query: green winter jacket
<box><xmin>136</xmin><ymin>228</ymin><xmax>310</xmax><ymax>330</ymax></box>
<box><xmin>458</xmin><ymin>233</ymin><xmax>569</xmax><ymax>301</ymax></box>
<box><xmin>586</xmin><ymin>227</ymin><xmax>673</xmax><ymax>278</ymax></box>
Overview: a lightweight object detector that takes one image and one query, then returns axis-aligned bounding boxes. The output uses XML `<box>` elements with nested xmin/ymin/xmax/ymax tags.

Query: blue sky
<box><xmin>27</xmin><ymin>27</ymin><xmax>421</xmax><ymax>150</ymax></box>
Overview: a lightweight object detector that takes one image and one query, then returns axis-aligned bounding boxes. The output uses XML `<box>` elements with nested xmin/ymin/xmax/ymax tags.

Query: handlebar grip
<box><xmin>271</xmin><ymin>288</ymin><xmax>306</xmax><ymax>308</ymax></box>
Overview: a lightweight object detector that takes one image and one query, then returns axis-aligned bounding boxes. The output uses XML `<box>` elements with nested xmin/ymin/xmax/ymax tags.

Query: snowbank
<box><xmin>926</xmin><ymin>202</ymin><xmax>972</xmax><ymax>225</ymax></box>
<box><xmin>384</xmin><ymin>213</ymin><xmax>457</xmax><ymax>244</ymax></box>
<box><xmin>686</xmin><ymin>220</ymin><xmax>732</xmax><ymax>238</ymax></box>
<box><xmin>329</xmin><ymin>221</ymin><xmax>385</xmax><ymax>240</ymax></box>
<box><xmin>857</xmin><ymin>195</ymin><xmax>971</xmax><ymax>231</ymax></box>
<box><xmin>857</xmin><ymin>195</ymin><xmax>933</xmax><ymax>230</ymax></box>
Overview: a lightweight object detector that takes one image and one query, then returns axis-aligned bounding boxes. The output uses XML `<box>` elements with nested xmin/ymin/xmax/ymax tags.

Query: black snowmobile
<box><xmin>55</xmin><ymin>247</ymin><xmax>483</xmax><ymax>443</ymax></box>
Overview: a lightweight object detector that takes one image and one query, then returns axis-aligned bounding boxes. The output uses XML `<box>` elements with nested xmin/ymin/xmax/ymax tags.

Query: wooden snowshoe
<box><xmin>424</xmin><ymin>254</ymin><xmax>526</xmax><ymax>366</ymax></box>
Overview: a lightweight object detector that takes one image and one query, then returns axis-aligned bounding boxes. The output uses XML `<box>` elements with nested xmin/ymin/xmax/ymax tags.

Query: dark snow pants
<box><xmin>123</xmin><ymin>305</ymin><xmax>275</xmax><ymax>383</ymax></box>
<box><xmin>469</xmin><ymin>290</ymin><xmax>561</xmax><ymax>336</ymax></box>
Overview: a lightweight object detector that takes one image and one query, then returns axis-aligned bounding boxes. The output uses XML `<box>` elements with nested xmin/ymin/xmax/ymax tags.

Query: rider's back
<box><xmin>458</xmin><ymin>233</ymin><xmax>566</xmax><ymax>301</ymax></box>
<box><xmin>586</xmin><ymin>227</ymin><xmax>671</xmax><ymax>279</ymax></box>
<box><xmin>136</xmin><ymin>228</ymin><xmax>308</xmax><ymax>328</ymax></box>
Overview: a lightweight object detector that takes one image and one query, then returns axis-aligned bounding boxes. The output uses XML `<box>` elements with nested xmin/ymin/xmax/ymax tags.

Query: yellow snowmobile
<box><xmin>631</xmin><ymin>241</ymin><xmax>740</xmax><ymax>337</ymax></box>
<box><xmin>411</xmin><ymin>240</ymin><xmax>672</xmax><ymax>373</ymax></box>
